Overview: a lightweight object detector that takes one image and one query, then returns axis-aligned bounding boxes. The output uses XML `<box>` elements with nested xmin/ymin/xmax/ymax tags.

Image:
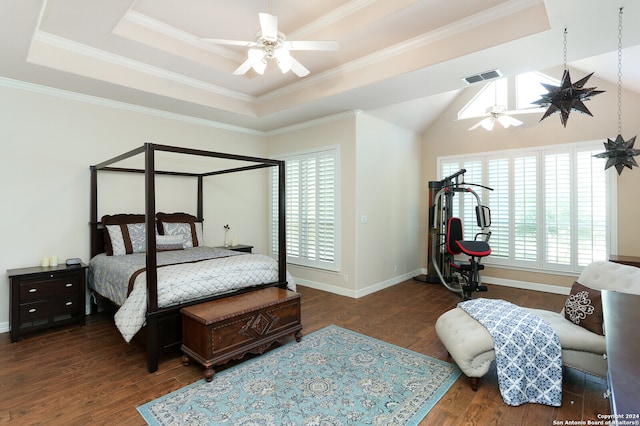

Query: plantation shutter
<box><xmin>513</xmin><ymin>155</ymin><xmax>537</xmax><ymax>262</ymax></box>
<box><xmin>487</xmin><ymin>157</ymin><xmax>509</xmax><ymax>259</ymax></box>
<box><xmin>438</xmin><ymin>140</ymin><xmax>613</xmax><ymax>274</ymax></box>
<box><xmin>575</xmin><ymin>148</ymin><xmax>608</xmax><ymax>266</ymax></box>
<box><xmin>271</xmin><ymin>149</ymin><xmax>337</xmax><ymax>270</ymax></box>
<box><xmin>544</xmin><ymin>152</ymin><xmax>572</xmax><ymax>266</ymax></box>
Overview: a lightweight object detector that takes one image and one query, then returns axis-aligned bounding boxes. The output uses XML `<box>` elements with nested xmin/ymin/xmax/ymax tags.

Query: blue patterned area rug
<box><xmin>137</xmin><ymin>325</ymin><xmax>460</xmax><ymax>425</ymax></box>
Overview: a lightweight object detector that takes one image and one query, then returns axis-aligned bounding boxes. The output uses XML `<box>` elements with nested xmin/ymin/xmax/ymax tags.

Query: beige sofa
<box><xmin>435</xmin><ymin>261</ymin><xmax>640</xmax><ymax>390</ymax></box>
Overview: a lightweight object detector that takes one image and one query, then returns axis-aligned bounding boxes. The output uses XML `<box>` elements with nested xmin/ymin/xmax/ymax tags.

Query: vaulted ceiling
<box><xmin>2</xmin><ymin>0</ymin><xmax>640</xmax><ymax>133</ymax></box>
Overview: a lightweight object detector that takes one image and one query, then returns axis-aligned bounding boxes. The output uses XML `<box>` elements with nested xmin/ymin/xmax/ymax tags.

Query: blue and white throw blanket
<box><xmin>458</xmin><ymin>298</ymin><xmax>562</xmax><ymax>406</ymax></box>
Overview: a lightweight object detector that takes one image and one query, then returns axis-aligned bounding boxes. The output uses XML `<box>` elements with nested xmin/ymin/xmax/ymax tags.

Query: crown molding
<box><xmin>31</xmin><ymin>31</ymin><xmax>255</xmax><ymax>104</ymax></box>
<box><xmin>259</xmin><ymin>0</ymin><xmax>543</xmax><ymax>103</ymax></box>
<box><xmin>266</xmin><ymin>110</ymin><xmax>360</xmax><ymax>136</ymax></box>
<box><xmin>0</xmin><ymin>76</ymin><xmax>265</xmax><ymax>136</ymax></box>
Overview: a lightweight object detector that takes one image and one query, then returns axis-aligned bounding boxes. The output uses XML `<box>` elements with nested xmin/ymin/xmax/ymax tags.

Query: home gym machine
<box><xmin>425</xmin><ymin>169</ymin><xmax>492</xmax><ymax>300</ymax></box>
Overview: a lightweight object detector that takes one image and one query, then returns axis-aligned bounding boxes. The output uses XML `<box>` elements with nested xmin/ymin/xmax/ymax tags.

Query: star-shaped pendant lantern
<box><xmin>533</xmin><ymin>69</ymin><xmax>604</xmax><ymax>127</ymax></box>
<box><xmin>594</xmin><ymin>134</ymin><xmax>640</xmax><ymax>175</ymax></box>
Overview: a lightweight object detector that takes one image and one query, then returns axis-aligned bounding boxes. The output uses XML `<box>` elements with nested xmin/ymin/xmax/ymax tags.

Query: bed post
<box><xmin>197</xmin><ymin>175</ymin><xmax>203</xmax><ymax>220</ymax></box>
<box><xmin>278</xmin><ymin>160</ymin><xmax>286</xmax><ymax>284</ymax></box>
<box><xmin>145</xmin><ymin>143</ymin><xmax>160</xmax><ymax>373</ymax></box>
<box><xmin>90</xmin><ymin>166</ymin><xmax>99</xmax><ymax>258</ymax></box>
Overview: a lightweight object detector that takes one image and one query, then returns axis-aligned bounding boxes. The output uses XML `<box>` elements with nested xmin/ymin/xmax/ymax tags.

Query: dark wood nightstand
<box><xmin>216</xmin><ymin>244</ymin><xmax>253</xmax><ymax>253</ymax></box>
<box><xmin>7</xmin><ymin>263</ymin><xmax>88</xmax><ymax>342</ymax></box>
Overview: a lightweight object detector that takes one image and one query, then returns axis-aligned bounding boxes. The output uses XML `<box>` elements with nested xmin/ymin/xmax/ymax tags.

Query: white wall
<box><xmin>267</xmin><ymin>112</ymin><xmax>422</xmax><ymax>297</ymax></box>
<box><xmin>267</xmin><ymin>115</ymin><xmax>358</xmax><ymax>295</ymax></box>
<box><xmin>355</xmin><ymin>113</ymin><xmax>422</xmax><ymax>294</ymax></box>
<box><xmin>0</xmin><ymin>81</ymin><xmax>268</xmax><ymax>332</ymax></box>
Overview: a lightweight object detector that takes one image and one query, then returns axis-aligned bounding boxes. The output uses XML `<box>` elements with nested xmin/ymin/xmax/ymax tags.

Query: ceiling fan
<box><xmin>468</xmin><ymin>105</ymin><xmax>523</xmax><ymax>131</ymax></box>
<box><xmin>202</xmin><ymin>12</ymin><xmax>339</xmax><ymax>77</ymax></box>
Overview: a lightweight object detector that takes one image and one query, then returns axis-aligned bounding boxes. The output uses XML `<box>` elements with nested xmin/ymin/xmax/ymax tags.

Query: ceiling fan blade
<box><xmin>233</xmin><ymin>58</ymin><xmax>253</xmax><ymax>75</ymax></box>
<box><xmin>259</xmin><ymin>13</ymin><xmax>278</xmax><ymax>41</ymax></box>
<box><xmin>289</xmin><ymin>56</ymin><xmax>310</xmax><ymax>77</ymax></box>
<box><xmin>497</xmin><ymin>115</ymin><xmax>523</xmax><ymax>128</ymax></box>
<box><xmin>283</xmin><ymin>40</ymin><xmax>339</xmax><ymax>51</ymax></box>
<box><xmin>201</xmin><ymin>38</ymin><xmax>258</xmax><ymax>47</ymax></box>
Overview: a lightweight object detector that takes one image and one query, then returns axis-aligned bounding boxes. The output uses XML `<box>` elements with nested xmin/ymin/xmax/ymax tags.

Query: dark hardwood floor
<box><xmin>0</xmin><ymin>280</ymin><xmax>609</xmax><ymax>425</ymax></box>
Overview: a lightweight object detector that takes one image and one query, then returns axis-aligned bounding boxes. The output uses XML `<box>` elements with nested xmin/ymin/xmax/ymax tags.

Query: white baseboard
<box><xmin>415</xmin><ymin>268</ymin><xmax>570</xmax><ymax>295</ymax></box>
<box><xmin>296</xmin><ymin>269</ymin><xmax>422</xmax><ymax>299</ymax></box>
<box><xmin>482</xmin><ymin>276</ymin><xmax>570</xmax><ymax>295</ymax></box>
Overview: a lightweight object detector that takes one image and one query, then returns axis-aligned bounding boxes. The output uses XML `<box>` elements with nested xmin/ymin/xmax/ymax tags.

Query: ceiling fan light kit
<box><xmin>468</xmin><ymin>105</ymin><xmax>523</xmax><ymax>131</ymax></box>
<box><xmin>203</xmin><ymin>12</ymin><xmax>338</xmax><ymax>77</ymax></box>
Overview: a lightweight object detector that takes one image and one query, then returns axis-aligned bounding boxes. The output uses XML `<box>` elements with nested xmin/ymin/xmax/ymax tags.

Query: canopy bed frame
<box><xmin>89</xmin><ymin>143</ymin><xmax>287</xmax><ymax>373</ymax></box>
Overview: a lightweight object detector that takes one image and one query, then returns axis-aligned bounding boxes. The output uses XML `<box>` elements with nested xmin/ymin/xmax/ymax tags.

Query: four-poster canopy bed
<box><xmin>89</xmin><ymin>143</ymin><xmax>290</xmax><ymax>373</ymax></box>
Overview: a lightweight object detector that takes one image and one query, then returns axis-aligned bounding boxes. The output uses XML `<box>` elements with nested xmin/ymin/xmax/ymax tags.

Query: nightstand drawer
<box><xmin>20</xmin><ymin>296</ymin><xmax>80</xmax><ymax>321</ymax></box>
<box><xmin>7</xmin><ymin>263</ymin><xmax>88</xmax><ymax>342</ymax></box>
<box><xmin>19</xmin><ymin>273</ymin><xmax>80</xmax><ymax>301</ymax></box>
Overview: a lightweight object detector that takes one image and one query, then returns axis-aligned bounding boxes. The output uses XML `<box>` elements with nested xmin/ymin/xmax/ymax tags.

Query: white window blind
<box><xmin>271</xmin><ymin>149</ymin><xmax>338</xmax><ymax>270</ymax></box>
<box><xmin>438</xmin><ymin>141</ymin><xmax>614</xmax><ymax>274</ymax></box>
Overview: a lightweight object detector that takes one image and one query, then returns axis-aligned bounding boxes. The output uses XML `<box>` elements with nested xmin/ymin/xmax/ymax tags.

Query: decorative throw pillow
<box><xmin>156</xmin><ymin>212</ymin><xmax>203</xmax><ymax>248</ymax></box>
<box><xmin>156</xmin><ymin>234</ymin><xmax>184</xmax><ymax>251</ymax></box>
<box><xmin>101</xmin><ymin>214</ymin><xmax>146</xmax><ymax>256</ymax></box>
<box><xmin>564</xmin><ymin>281</ymin><xmax>604</xmax><ymax>335</ymax></box>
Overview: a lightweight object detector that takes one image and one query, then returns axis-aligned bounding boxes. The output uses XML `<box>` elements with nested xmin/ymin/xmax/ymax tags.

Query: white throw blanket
<box><xmin>458</xmin><ymin>298</ymin><xmax>562</xmax><ymax>406</ymax></box>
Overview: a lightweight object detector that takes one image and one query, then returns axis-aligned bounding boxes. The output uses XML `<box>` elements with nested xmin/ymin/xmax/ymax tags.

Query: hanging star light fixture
<box><xmin>594</xmin><ymin>7</ymin><xmax>640</xmax><ymax>175</ymax></box>
<box><xmin>533</xmin><ymin>29</ymin><xmax>604</xmax><ymax>127</ymax></box>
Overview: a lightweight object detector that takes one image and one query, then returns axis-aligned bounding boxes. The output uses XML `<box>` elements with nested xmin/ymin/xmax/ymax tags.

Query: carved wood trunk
<box><xmin>180</xmin><ymin>287</ymin><xmax>302</xmax><ymax>381</ymax></box>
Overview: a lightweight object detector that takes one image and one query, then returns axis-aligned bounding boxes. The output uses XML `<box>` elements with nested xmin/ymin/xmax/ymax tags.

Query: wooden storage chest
<box><xmin>180</xmin><ymin>287</ymin><xmax>302</xmax><ymax>381</ymax></box>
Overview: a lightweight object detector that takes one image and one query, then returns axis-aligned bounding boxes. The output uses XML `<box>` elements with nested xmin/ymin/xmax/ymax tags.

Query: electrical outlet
<box><xmin>343</xmin><ymin>274</ymin><xmax>349</xmax><ymax>283</ymax></box>
<box><xmin>394</xmin><ymin>265</ymin><xmax>398</xmax><ymax>272</ymax></box>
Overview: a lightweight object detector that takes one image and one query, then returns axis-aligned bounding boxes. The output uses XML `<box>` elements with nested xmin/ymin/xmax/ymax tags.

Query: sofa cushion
<box><xmin>563</xmin><ymin>282</ymin><xmax>604</xmax><ymax>335</ymax></box>
<box><xmin>527</xmin><ymin>308</ymin><xmax>605</xmax><ymax>354</ymax></box>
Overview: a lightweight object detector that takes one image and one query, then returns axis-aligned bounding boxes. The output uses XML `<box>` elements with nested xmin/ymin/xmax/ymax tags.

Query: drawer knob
<box><xmin>28</xmin><ymin>308</ymin><xmax>37</xmax><ymax>313</ymax></box>
<box><xmin>29</xmin><ymin>288</ymin><xmax>37</xmax><ymax>293</ymax></box>
<box><xmin>65</xmin><ymin>283</ymin><xmax>73</xmax><ymax>288</ymax></box>
<box><xmin>66</xmin><ymin>302</ymin><xmax>73</xmax><ymax>306</ymax></box>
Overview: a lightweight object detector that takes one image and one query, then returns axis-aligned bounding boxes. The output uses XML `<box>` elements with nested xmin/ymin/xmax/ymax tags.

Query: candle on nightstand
<box><xmin>50</xmin><ymin>255</ymin><xmax>58</xmax><ymax>266</ymax></box>
<box><xmin>41</xmin><ymin>257</ymin><xmax>50</xmax><ymax>267</ymax></box>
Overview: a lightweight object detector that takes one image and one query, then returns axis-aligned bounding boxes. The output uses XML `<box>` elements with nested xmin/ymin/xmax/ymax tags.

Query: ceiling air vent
<box><xmin>462</xmin><ymin>69</ymin><xmax>503</xmax><ymax>85</ymax></box>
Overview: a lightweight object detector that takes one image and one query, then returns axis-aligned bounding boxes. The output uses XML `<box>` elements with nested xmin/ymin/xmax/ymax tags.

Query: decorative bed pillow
<box><xmin>156</xmin><ymin>212</ymin><xmax>204</xmax><ymax>248</ymax></box>
<box><xmin>156</xmin><ymin>234</ymin><xmax>184</xmax><ymax>251</ymax></box>
<box><xmin>564</xmin><ymin>281</ymin><xmax>604</xmax><ymax>335</ymax></box>
<box><xmin>101</xmin><ymin>214</ymin><xmax>146</xmax><ymax>256</ymax></box>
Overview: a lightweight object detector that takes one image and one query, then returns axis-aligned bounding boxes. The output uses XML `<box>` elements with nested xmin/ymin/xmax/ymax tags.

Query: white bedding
<box><xmin>89</xmin><ymin>247</ymin><xmax>296</xmax><ymax>342</ymax></box>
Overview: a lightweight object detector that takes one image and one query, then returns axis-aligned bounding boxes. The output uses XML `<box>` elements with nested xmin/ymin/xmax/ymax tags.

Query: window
<box><xmin>516</xmin><ymin>71</ymin><xmax>560</xmax><ymax>110</ymax></box>
<box><xmin>438</xmin><ymin>141</ymin><xmax>615</xmax><ymax>273</ymax></box>
<box><xmin>271</xmin><ymin>148</ymin><xmax>338</xmax><ymax>271</ymax></box>
<box><xmin>458</xmin><ymin>78</ymin><xmax>507</xmax><ymax>120</ymax></box>
<box><xmin>458</xmin><ymin>72</ymin><xmax>560</xmax><ymax>120</ymax></box>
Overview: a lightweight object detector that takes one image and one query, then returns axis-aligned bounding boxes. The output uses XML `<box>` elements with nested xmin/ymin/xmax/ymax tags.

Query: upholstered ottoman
<box><xmin>435</xmin><ymin>261</ymin><xmax>640</xmax><ymax>390</ymax></box>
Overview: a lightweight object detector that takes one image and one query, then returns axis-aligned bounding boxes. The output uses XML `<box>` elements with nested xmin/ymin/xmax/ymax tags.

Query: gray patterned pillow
<box><xmin>162</xmin><ymin>222</ymin><xmax>194</xmax><ymax>248</ymax></box>
<box><xmin>156</xmin><ymin>234</ymin><xmax>184</xmax><ymax>251</ymax></box>
<box><xmin>564</xmin><ymin>281</ymin><xmax>603</xmax><ymax>335</ymax></box>
<box><xmin>105</xmin><ymin>223</ymin><xmax>146</xmax><ymax>256</ymax></box>
<box><xmin>156</xmin><ymin>212</ymin><xmax>204</xmax><ymax>248</ymax></box>
<box><xmin>101</xmin><ymin>214</ymin><xmax>146</xmax><ymax>256</ymax></box>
